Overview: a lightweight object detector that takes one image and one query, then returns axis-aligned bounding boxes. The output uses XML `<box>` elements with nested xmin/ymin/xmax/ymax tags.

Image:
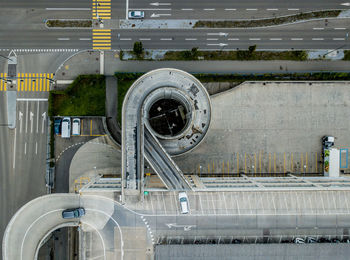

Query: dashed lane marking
<box><xmin>291</xmin><ymin>38</ymin><xmax>303</xmax><ymax>40</ymax></box>
<box><xmin>312</xmin><ymin>38</ymin><xmax>324</xmax><ymax>40</ymax></box>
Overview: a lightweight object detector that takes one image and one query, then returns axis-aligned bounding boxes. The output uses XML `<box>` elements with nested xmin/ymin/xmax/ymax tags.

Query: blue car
<box><xmin>62</xmin><ymin>207</ymin><xmax>85</xmax><ymax>219</ymax></box>
<box><xmin>54</xmin><ymin>118</ymin><xmax>62</xmax><ymax>135</ymax></box>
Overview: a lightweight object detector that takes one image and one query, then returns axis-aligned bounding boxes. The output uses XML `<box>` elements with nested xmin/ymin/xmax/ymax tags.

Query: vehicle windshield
<box><xmin>180</xmin><ymin>197</ymin><xmax>187</xmax><ymax>202</ymax></box>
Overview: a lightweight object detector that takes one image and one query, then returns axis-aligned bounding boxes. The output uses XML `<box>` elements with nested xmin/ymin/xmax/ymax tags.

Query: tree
<box><xmin>133</xmin><ymin>41</ymin><xmax>143</xmax><ymax>57</ymax></box>
<box><xmin>248</xmin><ymin>45</ymin><xmax>257</xmax><ymax>53</ymax></box>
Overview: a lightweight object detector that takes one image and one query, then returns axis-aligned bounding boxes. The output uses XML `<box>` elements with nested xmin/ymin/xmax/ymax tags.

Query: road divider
<box><xmin>46</xmin><ymin>19</ymin><xmax>92</xmax><ymax>28</ymax></box>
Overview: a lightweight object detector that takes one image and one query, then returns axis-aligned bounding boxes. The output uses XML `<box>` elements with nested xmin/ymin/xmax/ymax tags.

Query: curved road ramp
<box><xmin>122</xmin><ymin>68</ymin><xmax>211</xmax><ymax>192</ymax></box>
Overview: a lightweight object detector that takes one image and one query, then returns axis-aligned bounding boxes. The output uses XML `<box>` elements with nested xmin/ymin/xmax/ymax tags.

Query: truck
<box><xmin>322</xmin><ymin>136</ymin><xmax>339</xmax><ymax>177</ymax></box>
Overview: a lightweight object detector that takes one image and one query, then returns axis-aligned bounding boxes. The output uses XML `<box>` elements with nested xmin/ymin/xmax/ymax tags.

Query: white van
<box><xmin>178</xmin><ymin>192</ymin><xmax>189</xmax><ymax>214</ymax></box>
<box><xmin>61</xmin><ymin>117</ymin><xmax>71</xmax><ymax>138</ymax></box>
<box><xmin>72</xmin><ymin>118</ymin><xmax>81</xmax><ymax>136</ymax></box>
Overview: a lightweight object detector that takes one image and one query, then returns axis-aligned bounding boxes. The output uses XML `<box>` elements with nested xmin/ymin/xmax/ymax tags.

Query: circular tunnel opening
<box><xmin>148</xmin><ymin>98</ymin><xmax>188</xmax><ymax>137</ymax></box>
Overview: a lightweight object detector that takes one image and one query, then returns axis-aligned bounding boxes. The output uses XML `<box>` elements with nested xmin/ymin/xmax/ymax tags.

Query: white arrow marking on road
<box><xmin>150</xmin><ymin>2</ymin><xmax>171</xmax><ymax>6</ymax></box>
<box><xmin>19</xmin><ymin>111</ymin><xmax>23</xmax><ymax>133</ymax></box>
<box><xmin>36</xmin><ymin>101</ymin><xmax>39</xmax><ymax>133</ymax></box>
<box><xmin>166</xmin><ymin>223</ymin><xmax>196</xmax><ymax>231</ymax></box>
<box><xmin>35</xmin><ymin>142</ymin><xmax>38</xmax><ymax>154</ymax></box>
<box><xmin>341</xmin><ymin>3</ymin><xmax>350</xmax><ymax>6</ymax></box>
<box><xmin>150</xmin><ymin>13</ymin><xmax>171</xmax><ymax>17</ymax></box>
<box><xmin>206</xmin><ymin>43</ymin><xmax>228</xmax><ymax>47</ymax></box>
<box><xmin>42</xmin><ymin>112</ymin><xmax>46</xmax><ymax>134</ymax></box>
<box><xmin>207</xmin><ymin>32</ymin><xmax>228</xmax><ymax>37</ymax></box>
<box><xmin>30</xmin><ymin>112</ymin><xmax>34</xmax><ymax>133</ymax></box>
<box><xmin>25</xmin><ymin>101</ymin><xmax>28</xmax><ymax>133</ymax></box>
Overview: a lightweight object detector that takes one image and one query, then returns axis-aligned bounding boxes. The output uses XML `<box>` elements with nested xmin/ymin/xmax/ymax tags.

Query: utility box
<box><xmin>324</xmin><ymin>148</ymin><xmax>340</xmax><ymax>177</ymax></box>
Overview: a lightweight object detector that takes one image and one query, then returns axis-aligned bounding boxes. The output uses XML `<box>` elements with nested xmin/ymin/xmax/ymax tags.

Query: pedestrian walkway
<box><xmin>92</xmin><ymin>0</ymin><xmax>111</xmax><ymax>20</ymax></box>
<box><xmin>17</xmin><ymin>73</ymin><xmax>53</xmax><ymax>92</ymax></box>
<box><xmin>92</xmin><ymin>29</ymin><xmax>111</xmax><ymax>50</ymax></box>
<box><xmin>0</xmin><ymin>73</ymin><xmax>8</xmax><ymax>91</ymax></box>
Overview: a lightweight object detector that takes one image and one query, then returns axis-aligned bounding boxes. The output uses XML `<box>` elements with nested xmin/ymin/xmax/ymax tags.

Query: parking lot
<box><xmin>174</xmin><ymin>82</ymin><xmax>350</xmax><ymax>175</ymax></box>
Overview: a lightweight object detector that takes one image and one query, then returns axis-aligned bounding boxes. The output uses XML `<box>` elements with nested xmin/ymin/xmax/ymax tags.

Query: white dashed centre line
<box><xmin>270</xmin><ymin>38</ymin><xmax>282</xmax><ymax>40</ymax></box>
<box><xmin>267</xmin><ymin>8</ymin><xmax>278</xmax><ymax>11</ymax></box>
<box><xmin>120</xmin><ymin>38</ymin><xmax>132</xmax><ymax>40</ymax></box>
<box><xmin>313</xmin><ymin>27</ymin><xmax>324</xmax><ymax>30</ymax></box>
<box><xmin>288</xmin><ymin>8</ymin><xmax>299</xmax><ymax>10</ymax></box>
<box><xmin>204</xmin><ymin>8</ymin><xmax>215</xmax><ymax>11</ymax></box>
<box><xmin>79</xmin><ymin>38</ymin><xmax>91</xmax><ymax>41</ymax></box>
<box><xmin>246</xmin><ymin>8</ymin><xmax>258</xmax><ymax>11</ymax></box>
<box><xmin>334</xmin><ymin>28</ymin><xmax>346</xmax><ymax>30</ymax></box>
<box><xmin>228</xmin><ymin>38</ymin><xmax>239</xmax><ymax>40</ymax></box>
<box><xmin>207</xmin><ymin>38</ymin><xmax>218</xmax><ymax>40</ymax></box>
<box><xmin>333</xmin><ymin>38</ymin><xmax>345</xmax><ymax>40</ymax></box>
<box><xmin>139</xmin><ymin>38</ymin><xmax>151</xmax><ymax>40</ymax></box>
<box><xmin>291</xmin><ymin>38</ymin><xmax>303</xmax><ymax>40</ymax></box>
<box><xmin>312</xmin><ymin>38</ymin><xmax>324</xmax><ymax>40</ymax></box>
<box><xmin>185</xmin><ymin>38</ymin><xmax>197</xmax><ymax>40</ymax></box>
<box><xmin>57</xmin><ymin>38</ymin><xmax>70</xmax><ymax>40</ymax></box>
<box><xmin>249</xmin><ymin>38</ymin><xmax>261</xmax><ymax>40</ymax></box>
<box><xmin>225</xmin><ymin>8</ymin><xmax>237</xmax><ymax>11</ymax></box>
<box><xmin>182</xmin><ymin>8</ymin><xmax>193</xmax><ymax>10</ymax></box>
<box><xmin>160</xmin><ymin>38</ymin><xmax>172</xmax><ymax>40</ymax></box>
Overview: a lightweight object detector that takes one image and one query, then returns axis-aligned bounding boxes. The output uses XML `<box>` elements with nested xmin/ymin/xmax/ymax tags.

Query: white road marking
<box><xmin>19</xmin><ymin>111</ymin><xmax>23</xmax><ymax>134</ymax></box>
<box><xmin>246</xmin><ymin>8</ymin><xmax>258</xmax><ymax>11</ymax></box>
<box><xmin>182</xmin><ymin>8</ymin><xmax>193</xmax><ymax>11</ymax></box>
<box><xmin>120</xmin><ymin>38</ymin><xmax>132</xmax><ymax>40</ymax></box>
<box><xmin>36</xmin><ymin>102</ymin><xmax>39</xmax><ymax>133</ymax></box>
<box><xmin>30</xmin><ymin>112</ymin><xmax>34</xmax><ymax>133</ymax></box>
<box><xmin>225</xmin><ymin>8</ymin><xmax>236</xmax><ymax>11</ymax></box>
<box><xmin>207</xmin><ymin>32</ymin><xmax>228</xmax><ymax>36</ymax></box>
<box><xmin>312</xmin><ymin>38</ymin><xmax>324</xmax><ymax>40</ymax></box>
<box><xmin>333</xmin><ymin>38</ymin><xmax>345</xmax><ymax>40</ymax></box>
<box><xmin>267</xmin><ymin>8</ymin><xmax>278</xmax><ymax>11</ymax></box>
<box><xmin>204</xmin><ymin>8</ymin><xmax>215</xmax><ymax>11</ymax></box>
<box><xmin>207</xmin><ymin>38</ymin><xmax>218</xmax><ymax>40</ymax></box>
<box><xmin>129</xmin><ymin>8</ymin><xmax>171</xmax><ymax>10</ymax></box>
<box><xmin>35</xmin><ymin>142</ymin><xmax>38</xmax><ymax>155</ymax></box>
<box><xmin>185</xmin><ymin>38</ymin><xmax>197</xmax><ymax>40</ymax></box>
<box><xmin>17</xmin><ymin>98</ymin><xmax>48</xmax><ymax>101</ymax></box>
<box><xmin>150</xmin><ymin>13</ymin><xmax>171</xmax><ymax>17</ymax></box>
<box><xmin>288</xmin><ymin>8</ymin><xmax>299</xmax><ymax>10</ymax></box>
<box><xmin>291</xmin><ymin>38</ymin><xmax>303</xmax><ymax>40</ymax></box>
<box><xmin>334</xmin><ymin>27</ymin><xmax>346</xmax><ymax>30</ymax></box>
<box><xmin>57</xmin><ymin>38</ymin><xmax>70</xmax><ymax>41</ymax></box>
<box><xmin>12</xmin><ymin>127</ymin><xmax>17</xmax><ymax>169</ymax></box>
<box><xmin>249</xmin><ymin>38</ymin><xmax>261</xmax><ymax>40</ymax></box>
<box><xmin>79</xmin><ymin>38</ymin><xmax>91</xmax><ymax>41</ymax></box>
<box><xmin>207</xmin><ymin>43</ymin><xmax>227</xmax><ymax>46</ymax></box>
<box><xmin>42</xmin><ymin>112</ymin><xmax>46</xmax><ymax>134</ymax></box>
<box><xmin>139</xmin><ymin>38</ymin><xmax>151</xmax><ymax>40</ymax></box>
<box><xmin>46</xmin><ymin>8</ymin><xmax>91</xmax><ymax>10</ymax></box>
<box><xmin>24</xmin><ymin>142</ymin><xmax>27</xmax><ymax>154</ymax></box>
<box><xmin>150</xmin><ymin>2</ymin><xmax>171</xmax><ymax>6</ymax></box>
<box><xmin>313</xmin><ymin>27</ymin><xmax>324</xmax><ymax>30</ymax></box>
<box><xmin>160</xmin><ymin>38</ymin><xmax>172</xmax><ymax>40</ymax></box>
<box><xmin>126</xmin><ymin>0</ymin><xmax>129</xmax><ymax>19</ymax></box>
<box><xmin>25</xmin><ymin>101</ymin><xmax>28</xmax><ymax>133</ymax></box>
<box><xmin>270</xmin><ymin>38</ymin><xmax>282</xmax><ymax>40</ymax></box>
<box><xmin>228</xmin><ymin>38</ymin><xmax>239</xmax><ymax>40</ymax></box>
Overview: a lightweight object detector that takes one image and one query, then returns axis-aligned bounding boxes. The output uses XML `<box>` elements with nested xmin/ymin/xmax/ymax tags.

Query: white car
<box><xmin>128</xmin><ymin>11</ymin><xmax>145</xmax><ymax>19</ymax></box>
<box><xmin>178</xmin><ymin>192</ymin><xmax>189</xmax><ymax>214</ymax></box>
<box><xmin>61</xmin><ymin>117</ymin><xmax>71</xmax><ymax>138</ymax></box>
<box><xmin>72</xmin><ymin>118</ymin><xmax>81</xmax><ymax>136</ymax></box>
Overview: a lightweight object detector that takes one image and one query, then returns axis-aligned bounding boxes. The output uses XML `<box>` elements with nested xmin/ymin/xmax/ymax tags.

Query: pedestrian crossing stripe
<box><xmin>17</xmin><ymin>73</ymin><xmax>54</xmax><ymax>92</ymax></box>
<box><xmin>0</xmin><ymin>73</ymin><xmax>7</xmax><ymax>91</ymax></box>
<box><xmin>92</xmin><ymin>0</ymin><xmax>111</xmax><ymax>20</ymax></box>
<box><xmin>92</xmin><ymin>29</ymin><xmax>111</xmax><ymax>50</ymax></box>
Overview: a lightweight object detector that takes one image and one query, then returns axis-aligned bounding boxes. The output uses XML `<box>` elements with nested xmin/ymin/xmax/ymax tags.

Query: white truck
<box><xmin>322</xmin><ymin>136</ymin><xmax>339</xmax><ymax>177</ymax></box>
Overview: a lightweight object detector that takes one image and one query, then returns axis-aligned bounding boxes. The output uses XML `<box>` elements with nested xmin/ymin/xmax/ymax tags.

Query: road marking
<box><xmin>42</xmin><ymin>112</ymin><xmax>46</xmax><ymax>134</ymax></box>
<box><xmin>288</xmin><ymin>8</ymin><xmax>299</xmax><ymax>10</ymax></box>
<box><xmin>204</xmin><ymin>8</ymin><xmax>215</xmax><ymax>11</ymax></box>
<box><xmin>150</xmin><ymin>2</ymin><xmax>171</xmax><ymax>6</ymax></box>
<box><xmin>25</xmin><ymin>101</ymin><xmax>28</xmax><ymax>133</ymax></box>
<box><xmin>139</xmin><ymin>38</ymin><xmax>151</xmax><ymax>40</ymax></box>
<box><xmin>249</xmin><ymin>38</ymin><xmax>261</xmax><ymax>40</ymax></box>
<box><xmin>207</xmin><ymin>43</ymin><xmax>227</xmax><ymax>46</ymax></box>
<box><xmin>185</xmin><ymin>38</ymin><xmax>197</xmax><ymax>40</ymax></box>
<box><xmin>267</xmin><ymin>8</ymin><xmax>278</xmax><ymax>11</ymax></box>
<box><xmin>13</xmin><ymin>128</ymin><xmax>17</xmax><ymax>169</ymax></box>
<box><xmin>46</xmin><ymin>8</ymin><xmax>91</xmax><ymax>10</ymax></box>
<box><xmin>291</xmin><ymin>38</ymin><xmax>303</xmax><ymax>40</ymax></box>
<box><xmin>228</xmin><ymin>38</ymin><xmax>239</xmax><ymax>40</ymax></box>
<box><xmin>207</xmin><ymin>38</ymin><xmax>218</xmax><ymax>40</ymax></box>
<box><xmin>150</xmin><ymin>13</ymin><xmax>171</xmax><ymax>17</ymax></box>
<box><xmin>36</xmin><ymin>102</ymin><xmax>39</xmax><ymax>133</ymax></box>
<box><xmin>312</xmin><ymin>38</ymin><xmax>324</xmax><ymax>40</ymax></box>
<box><xmin>120</xmin><ymin>38</ymin><xmax>132</xmax><ymax>40</ymax></box>
<box><xmin>129</xmin><ymin>8</ymin><xmax>171</xmax><ymax>10</ymax></box>
<box><xmin>57</xmin><ymin>38</ymin><xmax>70</xmax><ymax>41</ymax></box>
<box><xmin>30</xmin><ymin>112</ymin><xmax>34</xmax><ymax>133</ymax></box>
<box><xmin>334</xmin><ymin>27</ymin><xmax>346</xmax><ymax>30</ymax></box>
<box><xmin>181</xmin><ymin>8</ymin><xmax>193</xmax><ymax>11</ymax></box>
<box><xmin>246</xmin><ymin>8</ymin><xmax>258</xmax><ymax>11</ymax></box>
<box><xmin>313</xmin><ymin>27</ymin><xmax>324</xmax><ymax>30</ymax></box>
<box><xmin>225</xmin><ymin>8</ymin><xmax>236</xmax><ymax>11</ymax></box>
<box><xmin>17</xmin><ymin>98</ymin><xmax>48</xmax><ymax>101</ymax></box>
<box><xmin>207</xmin><ymin>32</ymin><xmax>228</xmax><ymax>36</ymax></box>
<box><xmin>333</xmin><ymin>38</ymin><xmax>345</xmax><ymax>40</ymax></box>
<box><xmin>79</xmin><ymin>38</ymin><xmax>91</xmax><ymax>41</ymax></box>
<box><xmin>19</xmin><ymin>111</ymin><xmax>23</xmax><ymax>133</ymax></box>
<box><xmin>24</xmin><ymin>142</ymin><xmax>27</xmax><ymax>154</ymax></box>
<box><xmin>160</xmin><ymin>38</ymin><xmax>172</xmax><ymax>40</ymax></box>
<box><xmin>270</xmin><ymin>38</ymin><xmax>282</xmax><ymax>40</ymax></box>
<box><xmin>35</xmin><ymin>142</ymin><xmax>38</xmax><ymax>154</ymax></box>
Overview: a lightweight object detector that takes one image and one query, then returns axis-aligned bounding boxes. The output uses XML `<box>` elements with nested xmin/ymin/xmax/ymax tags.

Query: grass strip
<box><xmin>46</xmin><ymin>19</ymin><xmax>92</xmax><ymax>28</ymax></box>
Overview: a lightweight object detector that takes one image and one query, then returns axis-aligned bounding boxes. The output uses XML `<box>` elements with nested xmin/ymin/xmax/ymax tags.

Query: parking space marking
<box><xmin>149</xmin><ymin>192</ymin><xmax>155</xmax><ymax>213</ymax></box>
<box><xmin>198</xmin><ymin>193</ymin><xmax>204</xmax><ymax>215</ymax></box>
<box><xmin>173</xmin><ymin>191</ymin><xmax>179</xmax><ymax>215</ymax></box>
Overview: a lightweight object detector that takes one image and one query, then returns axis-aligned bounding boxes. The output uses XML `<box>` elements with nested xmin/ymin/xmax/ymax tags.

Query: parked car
<box><xmin>54</xmin><ymin>118</ymin><xmax>62</xmax><ymax>135</ymax></box>
<box><xmin>72</xmin><ymin>118</ymin><xmax>81</xmax><ymax>136</ymax></box>
<box><xmin>178</xmin><ymin>192</ymin><xmax>189</xmax><ymax>214</ymax></box>
<box><xmin>293</xmin><ymin>237</ymin><xmax>305</xmax><ymax>244</ymax></box>
<box><xmin>61</xmin><ymin>117</ymin><xmax>71</xmax><ymax>138</ymax></box>
<box><xmin>306</xmin><ymin>237</ymin><xmax>317</xmax><ymax>243</ymax></box>
<box><xmin>128</xmin><ymin>10</ymin><xmax>145</xmax><ymax>19</ymax></box>
<box><xmin>62</xmin><ymin>207</ymin><xmax>85</xmax><ymax>219</ymax></box>
<box><xmin>318</xmin><ymin>237</ymin><xmax>331</xmax><ymax>243</ymax></box>
<box><xmin>331</xmin><ymin>238</ymin><xmax>340</xmax><ymax>243</ymax></box>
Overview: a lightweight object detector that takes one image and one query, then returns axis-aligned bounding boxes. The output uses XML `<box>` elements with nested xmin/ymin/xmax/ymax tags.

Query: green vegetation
<box><xmin>49</xmin><ymin>119</ymin><xmax>55</xmax><ymax>166</ymax></box>
<box><xmin>343</xmin><ymin>50</ymin><xmax>350</xmax><ymax>60</ymax></box>
<box><xmin>194</xmin><ymin>10</ymin><xmax>341</xmax><ymax>28</ymax></box>
<box><xmin>133</xmin><ymin>41</ymin><xmax>144</xmax><ymax>58</ymax></box>
<box><xmin>164</xmin><ymin>48</ymin><xmax>308</xmax><ymax>61</ymax></box>
<box><xmin>46</xmin><ymin>19</ymin><xmax>92</xmax><ymax>28</ymax></box>
<box><xmin>49</xmin><ymin>75</ymin><xmax>105</xmax><ymax>116</ymax></box>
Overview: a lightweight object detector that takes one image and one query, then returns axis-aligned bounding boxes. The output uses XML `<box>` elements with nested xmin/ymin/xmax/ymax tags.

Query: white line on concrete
<box><xmin>185</xmin><ymin>38</ymin><xmax>197</xmax><ymax>40</ymax></box>
<box><xmin>79</xmin><ymin>38</ymin><xmax>91</xmax><ymax>41</ymax></box>
<box><xmin>204</xmin><ymin>8</ymin><xmax>215</xmax><ymax>11</ymax></box>
<box><xmin>35</xmin><ymin>142</ymin><xmax>38</xmax><ymax>155</ymax></box>
<box><xmin>288</xmin><ymin>8</ymin><xmax>299</xmax><ymax>10</ymax></box>
<box><xmin>246</xmin><ymin>8</ymin><xmax>258</xmax><ymax>11</ymax></box>
<box><xmin>249</xmin><ymin>38</ymin><xmax>261</xmax><ymax>40</ymax></box>
<box><xmin>57</xmin><ymin>38</ymin><xmax>70</xmax><ymax>41</ymax></box>
<box><xmin>129</xmin><ymin>8</ymin><xmax>171</xmax><ymax>10</ymax></box>
<box><xmin>120</xmin><ymin>38</ymin><xmax>132</xmax><ymax>40</ymax></box>
<box><xmin>291</xmin><ymin>38</ymin><xmax>303</xmax><ymax>40</ymax></box>
<box><xmin>182</xmin><ymin>8</ymin><xmax>193</xmax><ymax>11</ymax></box>
<box><xmin>36</xmin><ymin>102</ymin><xmax>39</xmax><ymax>133</ymax></box>
<box><xmin>333</xmin><ymin>38</ymin><xmax>345</xmax><ymax>40</ymax></box>
<box><xmin>12</xmin><ymin>127</ymin><xmax>16</xmax><ymax>169</ymax></box>
<box><xmin>56</xmin><ymin>80</ymin><xmax>73</xmax><ymax>85</ymax></box>
<box><xmin>139</xmin><ymin>38</ymin><xmax>151</xmax><ymax>40</ymax></box>
<box><xmin>313</xmin><ymin>27</ymin><xmax>324</xmax><ymax>30</ymax></box>
<box><xmin>225</xmin><ymin>8</ymin><xmax>236</xmax><ymax>11</ymax></box>
<box><xmin>30</xmin><ymin>112</ymin><xmax>34</xmax><ymax>133</ymax></box>
<box><xmin>270</xmin><ymin>38</ymin><xmax>282</xmax><ymax>40</ymax></box>
<box><xmin>267</xmin><ymin>8</ymin><xmax>278</xmax><ymax>10</ymax></box>
<box><xmin>228</xmin><ymin>38</ymin><xmax>239</xmax><ymax>40</ymax></box>
<box><xmin>17</xmin><ymin>98</ymin><xmax>48</xmax><ymax>102</ymax></box>
<box><xmin>25</xmin><ymin>101</ymin><xmax>28</xmax><ymax>133</ymax></box>
<box><xmin>46</xmin><ymin>8</ymin><xmax>91</xmax><ymax>10</ymax></box>
<box><xmin>24</xmin><ymin>142</ymin><xmax>27</xmax><ymax>154</ymax></box>
<box><xmin>312</xmin><ymin>38</ymin><xmax>324</xmax><ymax>40</ymax></box>
<box><xmin>160</xmin><ymin>38</ymin><xmax>172</xmax><ymax>40</ymax></box>
<box><xmin>207</xmin><ymin>38</ymin><xmax>218</xmax><ymax>40</ymax></box>
<box><xmin>334</xmin><ymin>27</ymin><xmax>346</xmax><ymax>30</ymax></box>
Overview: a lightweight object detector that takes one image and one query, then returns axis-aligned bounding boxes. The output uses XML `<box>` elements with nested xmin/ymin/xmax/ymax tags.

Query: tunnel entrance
<box><xmin>148</xmin><ymin>98</ymin><xmax>188</xmax><ymax>137</ymax></box>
